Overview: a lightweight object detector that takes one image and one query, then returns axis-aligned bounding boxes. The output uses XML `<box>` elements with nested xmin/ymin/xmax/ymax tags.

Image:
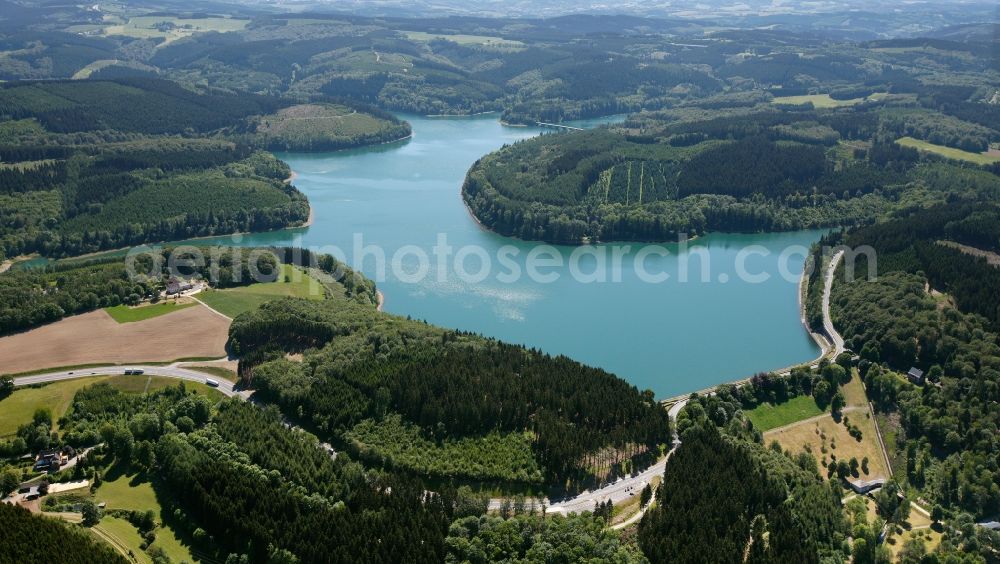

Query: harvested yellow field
<box><xmin>0</xmin><ymin>305</ymin><xmax>228</xmax><ymax>374</ymax></box>
<box><xmin>765</xmin><ymin>408</ymin><xmax>889</xmax><ymax>480</ymax></box>
<box><xmin>840</xmin><ymin>373</ymin><xmax>869</xmax><ymax>409</ymax></box>
<box><xmin>887</xmin><ymin>505</ymin><xmax>941</xmax><ymax>559</ymax></box>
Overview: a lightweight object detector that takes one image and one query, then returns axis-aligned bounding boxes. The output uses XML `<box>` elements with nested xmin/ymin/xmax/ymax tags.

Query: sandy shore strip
<box><xmin>301</xmin><ymin>203</ymin><xmax>315</xmax><ymax>228</ymax></box>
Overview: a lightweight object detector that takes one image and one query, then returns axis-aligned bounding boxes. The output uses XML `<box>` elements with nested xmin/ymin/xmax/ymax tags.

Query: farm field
<box><xmin>197</xmin><ymin>264</ymin><xmax>325</xmax><ymax>318</ymax></box>
<box><xmin>771</xmin><ymin>93</ymin><xmax>867</xmax><ymax>108</ymax></box>
<box><xmin>763</xmin><ymin>375</ymin><xmax>889</xmax><ymax>479</ymax></box>
<box><xmin>71</xmin><ymin>59</ymin><xmax>120</xmax><ymax>79</ymax></box>
<box><xmin>402</xmin><ymin>31</ymin><xmax>523</xmax><ymax>48</ymax></box>
<box><xmin>0</xmin><ymin>376</ymin><xmax>110</xmax><ymax>437</ymax></box>
<box><xmin>104</xmin><ymin>301</ymin><xmax>196</xmax><ymax>324</ymax></box>
<box><xmin>745</xmin><ymin>395</ymin><xmax>824</xmax><ymax>432</ymax></box>
<box><xmin>895</xmin><ymin>137</ymin><xmax>1000</xmax><ymax>165</ymax></box>
<box><xmin>0</xmin><ymin>305</ymin><xmax>229</xmax><ymax>374</ymax></box>
<box><xmin>102</xmin><ymin>15</ymin><xmax>249</xmax><ymax>43</ymax></box>
<box><xmin>765</xmin><ymin>409</ymin><xmax>889</xmax><ymax>481</ymax></box>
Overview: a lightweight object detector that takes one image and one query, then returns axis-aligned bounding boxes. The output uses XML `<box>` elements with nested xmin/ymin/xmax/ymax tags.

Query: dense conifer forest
<box><xmin>1</xmin><ymin>352</ymin><xmax>658</xmax><ymax>563</ymax></box>
<box><xmin>638</xmin><ymin>424</ymin><xmax>845</xmax><ymax>563</ymax></box>
<box><xmin>231</xmin><ymin>297</ymin><xmax>670</xmax><ymax>487</ymax></box>
<box><xmin>2</xmin><ymin>3</ymin><xmax>1000</xmax><ymax>562</ymax></box>
<box><xmin>463</xmin><ymin>103</ymin><xmax>998</xmax><ymax>243</ymax></box>
<box><xmin>0</xmin><ymin>502</ymin><xmax>127</xmax><ymax>563</ymax></box>
<box><xmin>0</xmin><ymin>79</ymin><xmax>413</xmax><ymax>260</ymax></box>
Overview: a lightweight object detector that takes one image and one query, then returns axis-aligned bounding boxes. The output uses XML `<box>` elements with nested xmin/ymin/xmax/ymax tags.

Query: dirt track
<box><xmin>0</xmin><ymin>305</ymin><xmax>229</xmax><ymax>374</ymax></box>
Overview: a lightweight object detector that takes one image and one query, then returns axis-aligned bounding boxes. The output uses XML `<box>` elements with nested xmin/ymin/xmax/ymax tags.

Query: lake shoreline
<box><xmin>39</xmin><ymin>114</ymin><xmax>821</xmax><ymax>398</ymax></box>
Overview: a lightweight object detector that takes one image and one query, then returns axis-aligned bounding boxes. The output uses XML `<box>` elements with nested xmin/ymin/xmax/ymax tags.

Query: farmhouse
<box><xmin>32</xmin><ymin>448</ymin><xmax>64</xmax><ymax>471</ymax></box>
<box><xmin>166</xmin><ymin>278</ymin><xmax>194</xmax><ymax>295</ymax></box>
<box><xmin>32</xmin><ymin>445</ymin><xmax>76</xmax><ymax>472</ymax></box>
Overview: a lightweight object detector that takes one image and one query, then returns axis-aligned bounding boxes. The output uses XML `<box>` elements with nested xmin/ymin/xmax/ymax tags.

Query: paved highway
<box><xmin>13</xmin><ymin>365</ymin><xmax>250</xmax><ymax>400</ymax></box>
<box><xmin>13</xmin><ymin>253</ymin><xmax>846</xmax><ymax>524</ymax></box>
<box><xmin>488</xmin><ymin>397</ymin><xmax>688</xmax><ymax>515</ymax></box>
<box><xmin>822</xmin><ymin>251</ymin><xmax>846</xmax><ymax>357</ymax></box>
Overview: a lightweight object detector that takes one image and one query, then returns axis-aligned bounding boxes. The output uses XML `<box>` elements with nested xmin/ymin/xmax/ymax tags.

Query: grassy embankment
<box><xmin>86</xmin><ymin>469</ymin><xmax>197</xmax><ymax>564</ymax></box>
<box><xmin>104</xmin><ymin>302</ymin><xmax>196</xmax><ymax>323</ymax></box>
<box><xmin>0</xmin><ymin>377</ymin><xmax>111</xmax><ymax>436</ymax></box>
<box><xmin>745</xmin><ymin>395</ymin><xmax>824</xmax><ymax>432</ymax></box>
<box><xmin>197</xmin><ymin>264</ymin><xmax>325</xmax><ymax>318</ymax></box>
<box><xmin>895</xmin><ymin>136</ymin><xmax>1000</xmax><ymax>165</ymax></box>
<box><xmin>0</xmin><ymin>376</ymin><xmax>220</xmax><ymax>437</ymax></box>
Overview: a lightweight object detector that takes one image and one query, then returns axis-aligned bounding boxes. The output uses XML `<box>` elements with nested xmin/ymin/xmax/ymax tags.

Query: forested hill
<box><xmin>463</xmin><ymin>99</ymin><xmax>1000</xmax><ymax>243</ymax></box>
<box><xmin>230</xmin><ymin>297</ymin><xmax>670</xmax><ymax>488</ymax></box>
<box><xmin>0</xmin><ymin>78</ymin><xmax>283</xmax><ymax>134</ymax></box>
<box><xmin>0</xmin><ymin>503</ymin><xmax>127</xmax><ymax>563</ymax></box>
<box><xmin>0</xmin><ymin>79</ymin><xmax>409</xmax><ymax>260</ymax></box>
<box><xmin>827</xmin><ymin>204</ymin><xmax>1000</xmax><ymax>520</ymax></box>
<box><xmin>0</xmin><ymin>7</ymin><xmax>994</xmax><ymax>124</ymax></box>
<box><xmin>638</xmin><ymin>423</ymin><xmax>844</xmax><ymax>563</ymax></box>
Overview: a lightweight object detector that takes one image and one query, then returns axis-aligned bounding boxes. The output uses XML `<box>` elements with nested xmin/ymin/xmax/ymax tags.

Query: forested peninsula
<box><xmin>463</xmin><ymin>96</ymin><xmax>1000</xmax><ymax>243</ymax></box>
<box><xmin>0</xmin><ymin>78</ymin><xmax>409</xmax><ymax>260</ymax></box>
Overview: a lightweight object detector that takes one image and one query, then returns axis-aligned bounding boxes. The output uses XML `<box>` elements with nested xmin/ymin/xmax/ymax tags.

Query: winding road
<box><xmin>9</xmin><ymin>251</ymin><xmax>849</xmax><ymax>527</ymax></box>
<box><xmin>12</xmin><ymin>365</ymin><xmax>249</xmax><ymax>400</ymax></box>
<box><xmin>489</xmin><ymin>398</ymin><xmax>688</xmax><ymax>518</ymax></box>
<box><xmin>822</xmin><ymin>251</ymin><xmax>846</xmax><ymax>358</ymax></box>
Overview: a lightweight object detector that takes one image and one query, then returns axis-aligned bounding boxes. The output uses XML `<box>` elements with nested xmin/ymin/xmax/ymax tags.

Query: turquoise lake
<box><xmin>138</xmin><ymin>114</ymin><xmax>824</xmax><ymax>398</ymax></box>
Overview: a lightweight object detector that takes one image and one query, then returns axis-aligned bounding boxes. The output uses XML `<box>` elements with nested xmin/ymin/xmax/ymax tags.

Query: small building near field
<box><xmin>846</xmin><ymin>477</ymin><xmax>885</xmax><ymax>495</ymax></box>
<box><xmin>166</xmin><ymin>278</ymin><xmax>194</xmax><ymax>295</ymax></box>
<box><xmin>33</xmin><ymin>448</ymin><xmax>63</xmax><ymax>471</ymax></box>
<box><xmin>907</xmin><ymin>367</ymin><xmax>925</xmax><ymax>385</ymax></box>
